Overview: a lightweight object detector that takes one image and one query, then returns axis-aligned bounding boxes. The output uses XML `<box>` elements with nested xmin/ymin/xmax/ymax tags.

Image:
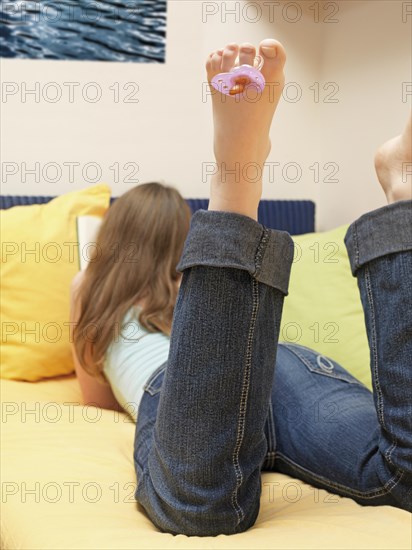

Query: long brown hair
<box><xmin>73</xmin><ymin>182</ymin><xmax>191</xmax><ymax>383</ymax></box>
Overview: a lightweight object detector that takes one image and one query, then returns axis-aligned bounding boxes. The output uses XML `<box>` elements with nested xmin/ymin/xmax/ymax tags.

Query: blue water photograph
<box><xmin>0</xmin><ymin>0</ymin><xmax>167</xmax><ymax>62</ymax></box>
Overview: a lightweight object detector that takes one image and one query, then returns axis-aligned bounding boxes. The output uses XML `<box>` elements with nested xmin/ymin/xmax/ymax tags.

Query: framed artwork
<box><xmin>0</xmin><ymin>0</ymin><xmax>167</xmax><ymax>62</ymax></box>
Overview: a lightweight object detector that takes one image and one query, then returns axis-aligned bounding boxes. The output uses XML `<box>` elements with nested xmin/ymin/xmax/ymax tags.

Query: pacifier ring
<box><xmin>255</xmin><ymin>55</ymin><xmax>264</xmax><ymax>71</ymax></box>
<box><xmin>211</xmin><ymin>55</ymin><xmax>265</xmax><ymax>97</ymax></box>
<box><xmin>238</xmin><ymin>55</ymin><xmax>265</xmax><ymax>71</ymax></box>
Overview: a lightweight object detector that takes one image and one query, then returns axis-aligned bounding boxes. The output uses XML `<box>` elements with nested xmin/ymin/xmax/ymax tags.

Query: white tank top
<box><xmin>103</xmin><ymin>306</ymin><xmax>170</xmax><ymax>422</ymax></box>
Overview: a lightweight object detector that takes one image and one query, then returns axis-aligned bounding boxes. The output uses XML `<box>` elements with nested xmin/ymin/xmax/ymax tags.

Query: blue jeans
<box><xmin>133</xmin><ymin>201</ymin><xmax>412</xmax><ymax>536</ymax></box>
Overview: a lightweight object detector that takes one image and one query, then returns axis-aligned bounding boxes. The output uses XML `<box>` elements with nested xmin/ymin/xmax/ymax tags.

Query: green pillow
<box><xmin>280</xmin><ymin>225</ymin><xmax>372</xmax><ymax>389</ymax></box>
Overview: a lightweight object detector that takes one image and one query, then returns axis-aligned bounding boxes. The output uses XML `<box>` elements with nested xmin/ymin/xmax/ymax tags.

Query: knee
<box><xmin>150</xmin><ymin>505</ymin><xmax>258</xmax><ymax>537</ymax></box>
<box><xmin>135</xmin><ymin>472</ymin><xmax>260</xmax><ymax>536</ymax></box>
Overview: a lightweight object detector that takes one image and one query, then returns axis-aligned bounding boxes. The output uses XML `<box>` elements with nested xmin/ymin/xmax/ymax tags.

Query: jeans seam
<box><xmin>386</xmin><ymin>441</ymin><xmax>398</xmax><ymax>468</ymax></box>
<box><xmin>230</xmin><ymin>277</ymin><xmax>260</xmax><ymax>526</ymax></box>
<box><xmin>264</xmin><ymin>400</ymin><xmax>276</xmax><ymax>470</ymax></box>
<box><xmin>268</xmin><ymin>399</ymin><xmax>275</xmax><ymax>457</ymax></box>
<box><xmin>364</xmin><ymin>267</ymin><xmax>401</xmax><ymax>468</ymax></box>
<box><xmin>275</xmin><ymin>452</ymin><xmax>404</xmax><ymax>499</ymax></box>
<box><xmin>264</xmin><ymin>451</ymin><xmax>276</xmax><ymax>470</ymax></box>
<box><xmin>364</xmin><ymin>266</ymin><xmax>386</xmax><ymax>430</ymax></box>
<box><xmin>252</xmin><ymin>227</ymin><xmax>270</xmax><ymax>278</ymax></box>
<box><xmin>353</xmin><ymin>221</ymin><xmax>360</xmax><ymax>272</ymax></box>
<box><xmin>143</xmin><ymin>364</ymin><xmax>167</xmax><ymax>396</ymax></box>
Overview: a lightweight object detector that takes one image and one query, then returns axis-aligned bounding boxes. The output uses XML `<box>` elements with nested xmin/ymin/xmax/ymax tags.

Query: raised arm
<box><xmin>70</xmin><ymin>271</ymin><xmax>123</xmax><ymax>412</ymax></box>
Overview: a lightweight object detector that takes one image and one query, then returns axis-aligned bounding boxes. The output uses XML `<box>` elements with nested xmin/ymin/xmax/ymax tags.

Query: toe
<box><xmin>211</xmin><ymin>51</ymin><xmax>223</xmax><ymax>74</ymax></box>
<box><xmin>239</xmin><ymin>43</ymin><xmax>256</xmax><ymax>67</ymax></box>
<box><xmin>402</xmin><ymin>111</ymin><xmax>412</xmax><ymax>146</ymax></box>
<box><xmin>258</xmin><ymin>38</ymin><xmax>286</xmax><ymax>80</ymax></box>
<box><xmin>221</xmin><ymin>43</ymin><xmax>239</xmax><ymax>72</ymax></box>
<box><xmin>205</xmin><ymin>53</ymin><xmax>214</xmax><ymax>75</ymax></box>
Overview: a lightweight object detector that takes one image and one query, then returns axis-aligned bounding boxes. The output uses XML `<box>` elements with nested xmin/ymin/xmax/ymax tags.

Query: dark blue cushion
<box><xmin>0</xmin><ymin>195</ymin><xmax>315</xmax><ymax>235</ymax></box>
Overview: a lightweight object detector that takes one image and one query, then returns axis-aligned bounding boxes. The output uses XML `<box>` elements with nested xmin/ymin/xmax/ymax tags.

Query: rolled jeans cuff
<box><xmin>344</xmin><ymin>200</ymin><xmax>412</xmax><ymax>276</ymax></box>
<box><xmin>176</xmin><ymin>209</ymin><xmax>295</xmax><ymax>295</ymax></box>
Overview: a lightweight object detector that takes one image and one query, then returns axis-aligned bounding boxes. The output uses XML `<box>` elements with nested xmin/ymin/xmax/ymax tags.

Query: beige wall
<box><xmin>1</xmin><ymin>0</ymin><xmax>411</xmax><ymax>230</ymax></box>
<box><xmin>318</xmin><ymin>0</ymin><xmax>412</xmax><ymax>229</ymax></box>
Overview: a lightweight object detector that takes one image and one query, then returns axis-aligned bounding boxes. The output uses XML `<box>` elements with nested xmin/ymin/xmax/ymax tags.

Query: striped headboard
<box><xmin>0</xmin><ymin>196</ymin><xmax>315</xmax><ymax>235</ymax></box>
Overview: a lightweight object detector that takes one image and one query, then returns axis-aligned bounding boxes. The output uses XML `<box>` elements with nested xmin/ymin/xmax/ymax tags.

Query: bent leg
<box><xmin>134</xmin><ymin>210</ymin><xmax>294</xmax><ymax>535</ymax></box>
<box><xmin>263</xmin><ymin>201</ymin><xmax>412</xmax><ymax>512</ymax></box>
<box><xmin>133</xmin><ymin>37</ymin><xmax>292</xmax><ymax>536</ymax></box>
<box><xmin>345</xmin><ymin>200</ymin><xmax>412</xmax><ymax>507</ymax></box>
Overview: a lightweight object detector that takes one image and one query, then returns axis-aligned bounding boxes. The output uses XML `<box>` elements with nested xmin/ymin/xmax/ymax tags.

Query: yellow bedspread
<box><xmin>1</xmin><ymin>375</ymin><xmax>410</xmax><ymax>550</ymax></box>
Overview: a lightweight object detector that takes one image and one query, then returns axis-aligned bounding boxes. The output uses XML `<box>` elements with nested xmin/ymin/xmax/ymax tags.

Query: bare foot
<box><xmin>374</xmin><ymin>113</ymin><xmax>412</xmax><ymax>204</ymax></box>
<box><xmin>206</xmin><ymin>39</ymin><xmax>286</xmax><ymax>220</ymax></box>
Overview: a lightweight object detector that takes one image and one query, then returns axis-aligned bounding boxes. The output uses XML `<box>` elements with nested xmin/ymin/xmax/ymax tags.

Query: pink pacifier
<box><xmin>211</xmin><ymin>55</ymin><xmax>265</xmax><ymax>96</ymax></box>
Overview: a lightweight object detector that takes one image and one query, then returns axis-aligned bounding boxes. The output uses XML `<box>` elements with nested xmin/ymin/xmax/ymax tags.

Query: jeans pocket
<box><xmin>142</xmin><ymin>361</ymin><xmax>167</xmax><ymax>396</ymax></box>
<box><xmin>281</xmin><ymin>342</ymin><xmax>365</xmax><ymax>386</ymax></box>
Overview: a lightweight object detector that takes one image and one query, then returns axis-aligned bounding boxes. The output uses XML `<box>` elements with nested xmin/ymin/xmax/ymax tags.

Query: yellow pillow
<box><xmin>281</xmin><ymin>225</ymin><xmax>372</xmax><ymax>389</ymax></box>
<box><xmin>1</xmin><ymin>185</ymin><xmax>111</xmax><ymax>381</ymax></box>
